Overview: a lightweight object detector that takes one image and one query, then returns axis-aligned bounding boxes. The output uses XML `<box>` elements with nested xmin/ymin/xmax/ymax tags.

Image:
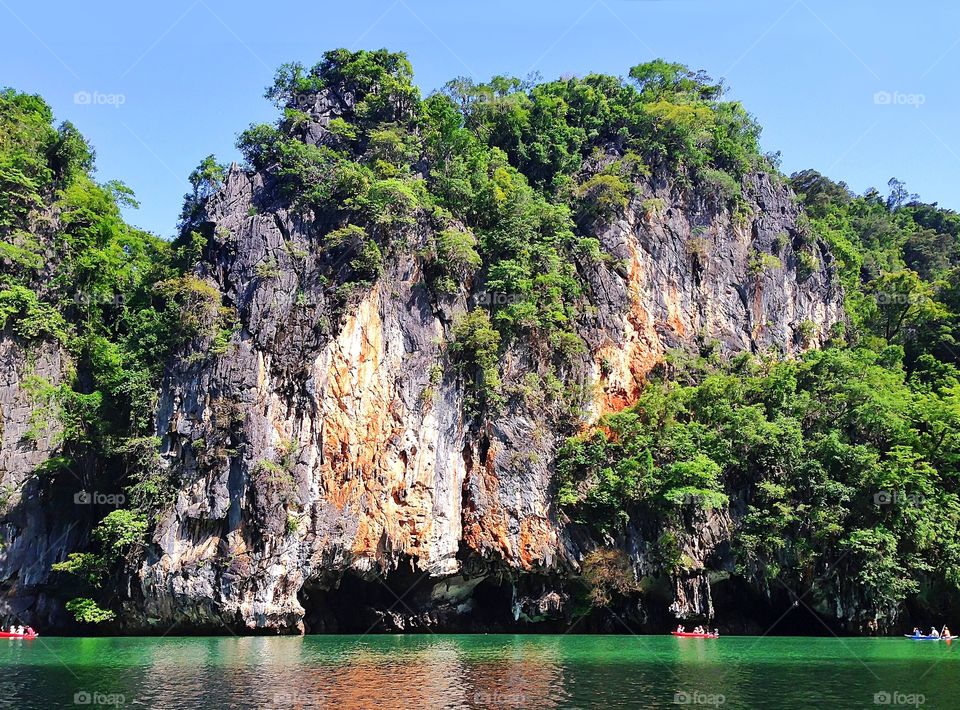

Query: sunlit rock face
<box><xmin>131</xmin><ymin>146</ymin><xmax>843</xmax><ymax>632</ymax></box>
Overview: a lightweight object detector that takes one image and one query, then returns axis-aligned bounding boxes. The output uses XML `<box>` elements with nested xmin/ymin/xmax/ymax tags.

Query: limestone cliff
<box><xmin>0</xmin><ymin>55</ymin><xmax>852</xmax><ymax>635</ymax></box>
<box><xmin>129</xmin><ymin>145</ymin><xmax>843</xmax><ymax>632</ymax></box>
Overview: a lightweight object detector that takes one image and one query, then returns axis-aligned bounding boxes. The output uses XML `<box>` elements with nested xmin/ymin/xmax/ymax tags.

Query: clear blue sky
<box><xmin>2</xmin><ymin>0</ymin><xmax>958</xmax><ymax>236</ymax></box>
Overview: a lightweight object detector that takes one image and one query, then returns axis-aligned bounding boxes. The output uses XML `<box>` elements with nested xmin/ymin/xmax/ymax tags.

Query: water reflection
<box><xmin>1</xmin><ymin>635</ymin><xmax>959</xmax><ymax>709</ymax></box>
<box><xmin>124</xmin><ymin>635</ymin><xmax>569</xmax><ymax>708</ymax></box>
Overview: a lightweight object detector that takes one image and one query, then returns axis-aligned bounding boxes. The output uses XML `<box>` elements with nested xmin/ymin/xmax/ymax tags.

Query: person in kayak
<box><xmin>912</xmin><ymin>628</ymin><xmax>921</xmax><ymax>637</ymax></box>
<box><xmin>930</xmin><ymin>627</ymin><xmax>941</xmax><ymax>638</ymax></box>
<box><xmin>676</xmin><ymin>625</ymin><xmax>685</xmax><ymax>633</ymax></box>
<box><xmin>943</xmin><ymin>626</ymin><xmax>952</xmax><ymax>638</ymax></box>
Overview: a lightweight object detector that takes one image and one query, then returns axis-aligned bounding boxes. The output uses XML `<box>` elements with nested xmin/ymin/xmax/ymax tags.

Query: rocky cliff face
<box><xmin>0</xmin><ymin>335</ymin><xmax>86</xmax><ymax>626</ymax></box>
<box><xmin>127</xmin><ymin>139</ymin><xmax>844</xmax><ymax>632</ymax></box>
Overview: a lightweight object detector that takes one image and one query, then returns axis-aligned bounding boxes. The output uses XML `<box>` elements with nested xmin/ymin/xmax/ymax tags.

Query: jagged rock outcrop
<box><xmin>130</xmin><ymin>150</ymin><xmax>844</xmax><ymax>632</ymax></box>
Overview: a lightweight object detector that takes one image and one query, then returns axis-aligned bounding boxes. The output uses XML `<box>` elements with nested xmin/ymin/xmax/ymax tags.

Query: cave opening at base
<box><xmin>296</xmin><ymin>557</ymin><xmax>596</xmax><ymax>634</ymax></box>
<box><xmin>295</xmin><ymin>559</ymin><xmax>850</xmax><ymax>635</ymax></box>
<box><xmin>298</xmin><ymin>562</ymin><xmax>529</xmax><ymax>634</ymax></box>
<box><xmin>710</xmin><ymin>577</ymin><xmax>848</xmax><ymax>636</ymax></box>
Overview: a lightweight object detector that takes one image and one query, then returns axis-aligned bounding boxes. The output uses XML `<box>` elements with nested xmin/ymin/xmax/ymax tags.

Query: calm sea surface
<box><xmin>0</xmin><ymin>634</ymin><xmax>953</xmax><ymax>708</ymax></box>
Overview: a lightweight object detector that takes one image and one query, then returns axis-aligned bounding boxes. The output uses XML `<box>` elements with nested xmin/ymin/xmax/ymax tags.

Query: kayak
<box><xmin>904</xmin><ymin>634</ymin><xmax>956</xmax><ymax>641</ymax></box>
<box><xmin>0</xmin><ymin>632</ymin><xmax>37</xmax><ymax>638</ymax></box>
<box><xmin>672</xmin><ymin>631</ymin><xmax>719</xmax><ymax>638</ymax></box>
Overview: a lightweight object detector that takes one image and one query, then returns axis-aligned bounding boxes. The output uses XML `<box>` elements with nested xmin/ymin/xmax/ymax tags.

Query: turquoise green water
<box><xmin>0</xmin><ymin>634</ymin><xmax>954</xmax><ymax>708</ymax></box>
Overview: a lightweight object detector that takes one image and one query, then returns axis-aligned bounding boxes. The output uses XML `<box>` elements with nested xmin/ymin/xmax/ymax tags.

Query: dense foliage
<box><xmin>557</xmin><ymin>171</ymin><xmax>960</xmax><ymax>625</ymax></box>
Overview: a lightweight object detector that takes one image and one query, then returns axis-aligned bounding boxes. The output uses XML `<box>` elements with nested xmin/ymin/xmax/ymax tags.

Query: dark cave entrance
<box><xmin>711</xmin><ymin>576</ymin><xmax>847</xmax><ymax>636</ymax></box>
<box><xmin>296</xmin><ymin>560</ymin><xmax>850</xmax><ymax>635</ymax></box>
<box><xmin>297</xmin><ymin>561</ymin><xmax>570</xmax><ymax>634</ymax></box>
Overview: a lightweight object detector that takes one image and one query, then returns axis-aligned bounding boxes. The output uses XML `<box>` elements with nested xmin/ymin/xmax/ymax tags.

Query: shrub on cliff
<box><xmin>449</xmin><ymin>309</ymin><xmax>503</xmax><ymax>410</ymax></box>
<box><xmin>265</xmin><ymin>49</ymin><xmax>421</xmax><ymax>129</ymax></box>
<box><xmin>64</xmin><ymin>598</ymin><xmax>115</xmax><ymax>625</ymax></box>
<box><xmin>575</xmin><ymin>173</ymin><xmax>630</xmax><ymax>223</ymax></box>
<box><xmin>423</xmin><ymin>228</ymin><xmax>482</xmax><ymax>293</ymax></box>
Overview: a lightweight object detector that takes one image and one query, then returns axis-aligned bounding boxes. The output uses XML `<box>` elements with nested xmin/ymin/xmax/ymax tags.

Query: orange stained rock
<box><xmin>665</xmin><ymin>285</ymin><xmax>687</xmax><ymax>336</ymax></box>
<box><xmin>310</xmin><ymin>288</ymin><xmax>435</xmax><ymax>563</ymax></box>
<box><xmin>351</xmin><ymin>516</ymin><xmax>381</xmax><ymax>559</ymax></box>
<box><xmin>518</xmin><ymin>516</ymin><xmax>556</xmax><ymax>570</ymax></box>
<box><xmin>461</xmin><ymin>444</ymin><xmax>515</xmax><ymax>562</ymax></box>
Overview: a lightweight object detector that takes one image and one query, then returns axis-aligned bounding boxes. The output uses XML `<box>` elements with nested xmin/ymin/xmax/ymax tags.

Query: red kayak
<box><xmin>0</xmin><ymin>632</ymin><xmax>37</xmax><ymax>639</ymax></box>
<box><xmin>671</xmin><ymin>631</ymin><xmax>719</xmax><ymax>638</ymax></box>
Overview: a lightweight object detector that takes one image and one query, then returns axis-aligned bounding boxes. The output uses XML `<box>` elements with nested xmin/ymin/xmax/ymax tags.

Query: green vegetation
<box><xmin>448</xmin><ymin>309</ymin><xmax>502</xmax><ymax>411</ymax></box>
<box><xmin>63</xmin><ymin>597</ymin><xmax>115</xmax><ymax>624</ymax></box>
<box><xmin>558</xmin><ymin>346</ymin><xmax>960</xmax><ymax>619</ymax></box>
<box><xmin>557</xmin><ymin>173</ymin><xmax>960</xmax><ymax>624</ymax></box>
<box><xmin>748</xmin><ymin>250</ymin><xmax>782</xmax><ymax>277</ymax></box>
<box><xmin>52</xmin><ymin>509</ymin><xmax>148</xmax><ymax>624</ymax></box>
<box><xmin>422</xmin><ymin>228</ymin><xmax>482</xmax><ymax>293</ymax></box>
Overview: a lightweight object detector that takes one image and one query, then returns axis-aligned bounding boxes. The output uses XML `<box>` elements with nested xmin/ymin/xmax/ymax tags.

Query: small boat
<box><xmin>672</xmin><ymin>631</ymin><xmax>719</xmax><ymax>638</ymax></box>
<box><xmin>0</xmin><ymin>631</ymin><xmax>37</xmax><ymax>639</ymax></box>
<box><xmin>903</xmin><ymin>634</ymin><xmax>956</xmax><ymax>641</ymax></box>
